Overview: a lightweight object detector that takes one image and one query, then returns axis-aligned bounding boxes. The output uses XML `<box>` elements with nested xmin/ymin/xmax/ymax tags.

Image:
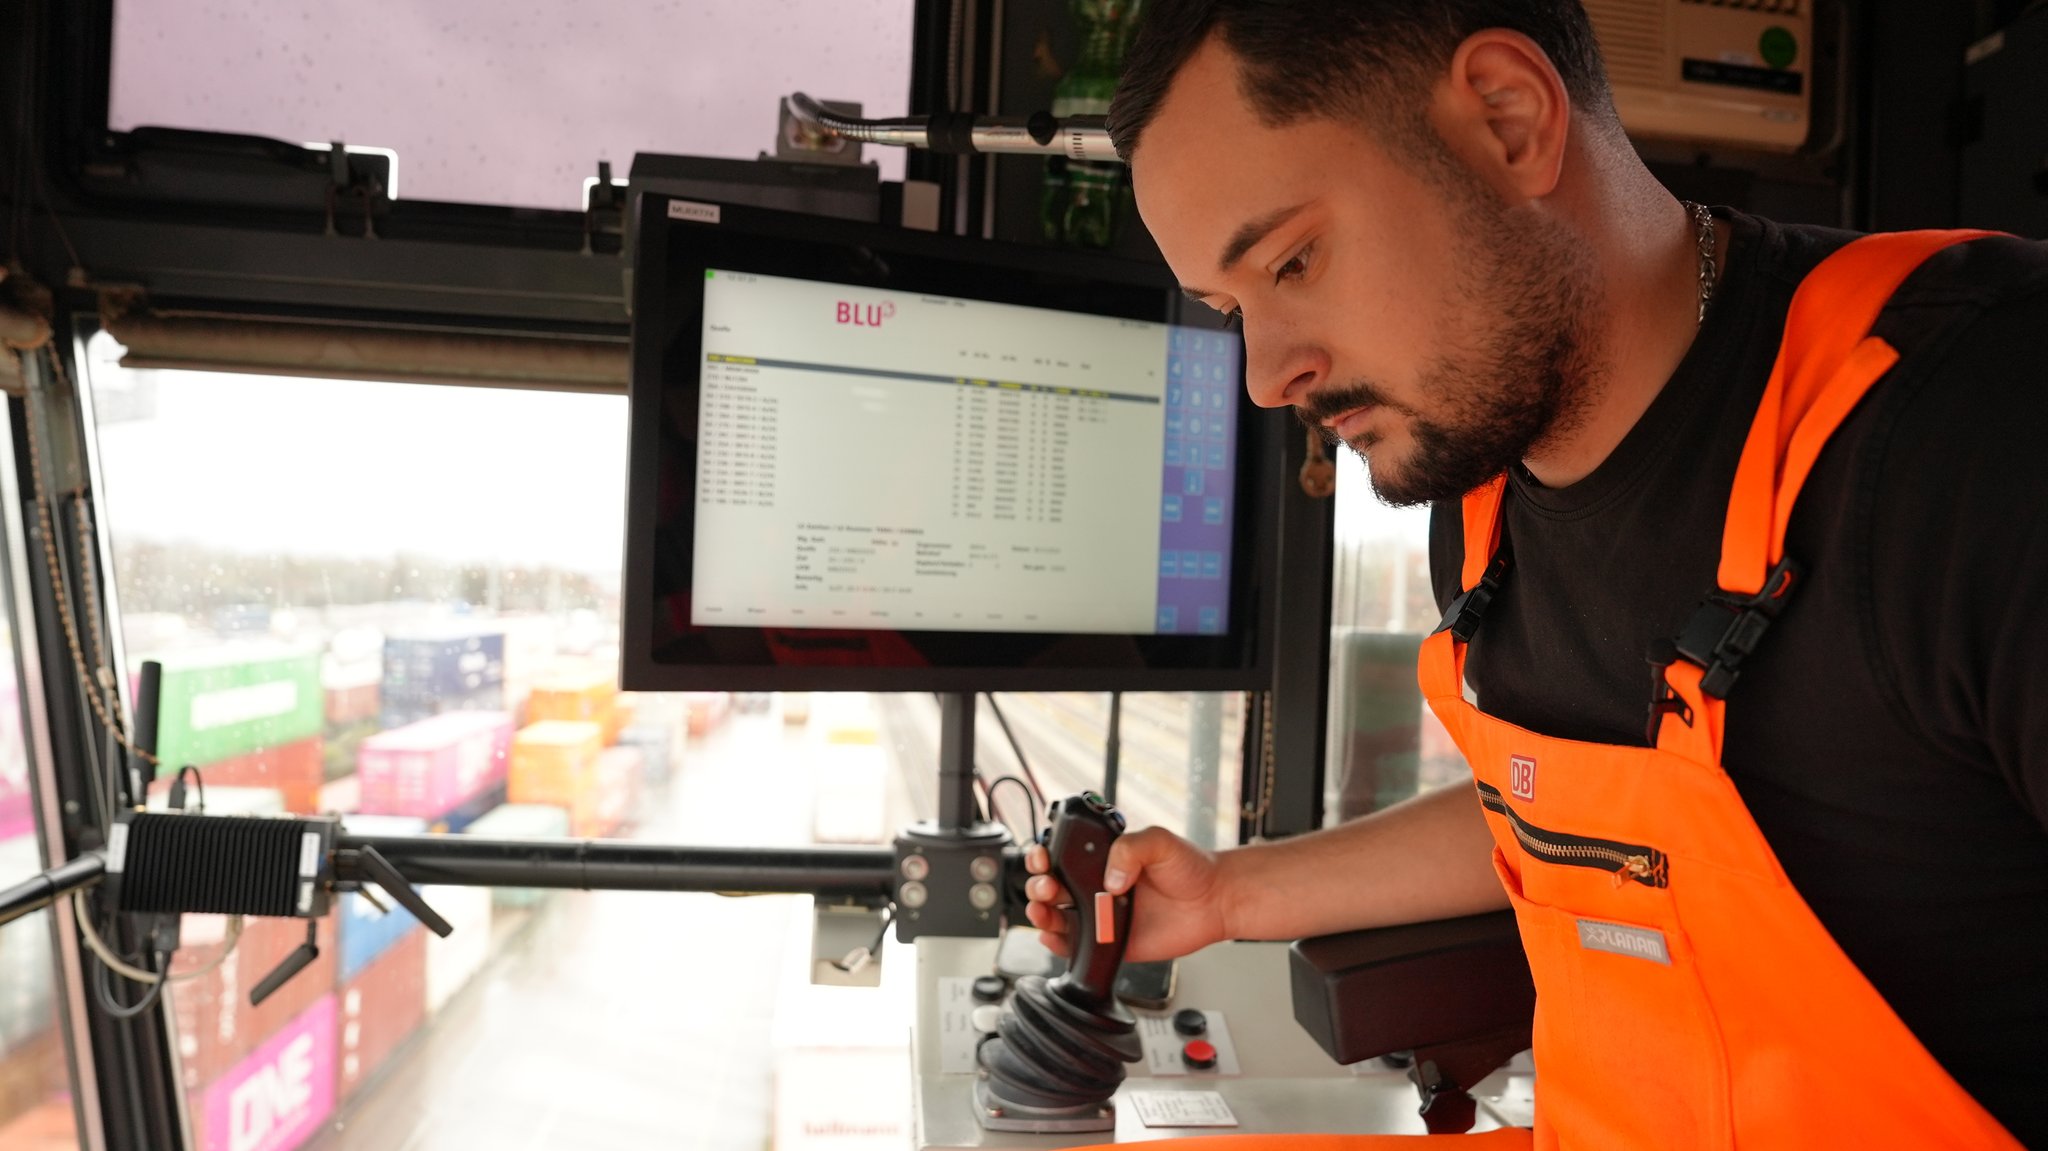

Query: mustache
<box><xmin>1293</xmin><ymin>381</ymin><xmax>1393</xmax><ymax>438</ymax></box>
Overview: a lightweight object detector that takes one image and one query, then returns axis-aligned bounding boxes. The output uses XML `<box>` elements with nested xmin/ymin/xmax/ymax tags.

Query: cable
<box><xmin>988</xmin><ymin>775</ymin><xmax>1041</xmax><ymax>839</ymax></box>
<box><xmin>94</xmin><ymin>952</ymin><xmax>166</xmax><ymax>1020</ymax></box>
<box><xmin>976</xmin><ymin>774</ymin><xmax>1011</xmax><ymax>834</ymax></box>
<box><xmin>172</xmin><ymin>765</ymin><xmax>207</xmax><ymax>813</ymax></box>
<box><xmin>830</xmin><ymin>906</ymin><xmax>896</xmax><ymax>975</ymax></box>
<box><xmin>71</xmin><ymin>889</ymin><xmax>244</xmax><ymax>985</ymax></box>
<box><xmin>981</xmin><ymin>694</ymin><xmax>1047</xmax><ymax>809</ymax></box>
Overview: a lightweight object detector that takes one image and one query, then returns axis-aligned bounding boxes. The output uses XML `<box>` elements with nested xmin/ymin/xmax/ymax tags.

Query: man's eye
<box><xmin>1275</xmin><ymin>244</ymin><xmax>1313</xmax><ymax>283</ymax></box>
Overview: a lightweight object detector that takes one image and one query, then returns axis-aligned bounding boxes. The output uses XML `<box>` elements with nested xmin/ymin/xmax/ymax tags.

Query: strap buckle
<box><xmin>1433</xmin><ymin>556</ymin><xmax>1511</xmax><ymax>643</ymax></box>
<box><xmin>1672</xmin><ymin>556</ymin><xmax>1802</xmax><ymax>700</ymax></box>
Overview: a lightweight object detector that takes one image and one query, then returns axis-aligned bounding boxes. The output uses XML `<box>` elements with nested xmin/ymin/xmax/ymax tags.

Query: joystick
<box><xmin>975</xmin><ymin>792</ymin><xmax>1144</xmax><ymax>1133</ymax></box>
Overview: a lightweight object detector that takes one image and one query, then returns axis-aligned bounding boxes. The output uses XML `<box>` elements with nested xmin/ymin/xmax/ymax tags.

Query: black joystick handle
<box><xmin>1045</xmin><ymin>792</ymin><xmax>1131</xmax><ymax>1008</ymax></box>
<box><xmin>973</xmin><ymin>792</ymin><xmax>1144</xmax><ymax>1123</ymax></box>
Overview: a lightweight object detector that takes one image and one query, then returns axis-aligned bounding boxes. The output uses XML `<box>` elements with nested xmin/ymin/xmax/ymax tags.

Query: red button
<box><xmin>1181</xmin><ymin>1039</ymin><xmax>1218</xmax><ymax>1070</ymax></box>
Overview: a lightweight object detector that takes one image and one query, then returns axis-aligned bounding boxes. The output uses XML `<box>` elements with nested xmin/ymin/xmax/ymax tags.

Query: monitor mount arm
<box><xmin>784</xmin><ymin>92</ymin><xmax>1122</xmax><ymax>163</ymax></box>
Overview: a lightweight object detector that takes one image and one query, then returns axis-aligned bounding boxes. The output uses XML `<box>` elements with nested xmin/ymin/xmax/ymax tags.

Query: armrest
<box><xmin>1289</xmin><ymin>910</ymin><xmax>1536</xmax><ymax>1134</ymax></box>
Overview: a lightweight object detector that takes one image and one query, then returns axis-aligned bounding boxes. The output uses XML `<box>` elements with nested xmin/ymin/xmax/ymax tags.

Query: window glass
<box><xmin>108</xmin><ymin>0</ymin><xmax>915</xmax><ymax>209</ymax></box>
<box><xmin>78</xmin><ymin>334</ymin><xmax>1241</xmax><ymax>1150</ymax></box>
<box><xmin>1325</xmin><ymin>449</ymin><xmax>1468</xmax><ymax>826</ymax></box>
<box><xmin>0</xmin><ymin>637</ymin><xmax>83</xmax><ymax>1144</ymax></box>
<box><xmin>882</xmin><ymin>692</ymin><xmax>1243</xmax><ymax>852</ymax></box>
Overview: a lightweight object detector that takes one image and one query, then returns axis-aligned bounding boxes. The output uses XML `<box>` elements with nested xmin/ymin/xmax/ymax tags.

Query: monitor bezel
<box><xmin>622</xmin><ymin>193</ymin><xmax>1283</xmax><ymax>693</ymax></box>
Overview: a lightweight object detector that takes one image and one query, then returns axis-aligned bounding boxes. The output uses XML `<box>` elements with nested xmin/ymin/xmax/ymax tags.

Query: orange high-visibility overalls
<box><xmin>1093</xmin><ymin>229</ymin><xmax>2023</xmax><ymax>1149</ymax></box>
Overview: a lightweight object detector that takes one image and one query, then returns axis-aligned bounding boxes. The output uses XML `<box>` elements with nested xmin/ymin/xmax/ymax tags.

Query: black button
<box><xmin>972</xmin><ymin>975</ymin><xmax>1008</xmax><ymax>1003</ymax></box>
<box><xmin>1172</xmin><ymin>1008</ymin><xmax>1208</xmax><ymax>1036</ymax></box>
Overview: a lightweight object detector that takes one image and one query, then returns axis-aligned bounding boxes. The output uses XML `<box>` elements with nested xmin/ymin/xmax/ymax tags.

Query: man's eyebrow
<box><xmin>1218</xmin><ymin>202</ymin><xmax>1311</xmax><ymax>274</ymax></box>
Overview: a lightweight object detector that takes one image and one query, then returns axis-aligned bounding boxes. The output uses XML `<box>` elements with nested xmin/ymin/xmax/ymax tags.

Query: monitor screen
<box><xmin>623</xmin><ymin>197</ymin><xmax>1280</xmax><ymax>692</ymax></box>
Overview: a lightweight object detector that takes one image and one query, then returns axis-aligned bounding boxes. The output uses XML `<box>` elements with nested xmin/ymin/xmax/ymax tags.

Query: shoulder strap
<box><xmin>1457</xmin><ymin>473</ymin><xmax>1508</xmax><ymax>592</ymax></box>
<box><xmin>1715</xmin><ymin>229</ymin><xmax>1996</xmax><ymax>597</ymax></box>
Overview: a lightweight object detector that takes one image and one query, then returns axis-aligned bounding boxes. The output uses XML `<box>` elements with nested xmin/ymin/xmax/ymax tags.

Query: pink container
<box><xmin>198</xmin><ymin>994</ymin><xmax>336</xmax><ymax>1151</ymax></box>
<box><xmin>0</xmin><ymin>678</ymin><xmax>26</xmax><ymax>842</ymax></box>
<box><xmin>356</xmin><ymin>711</ymin><xmax>512</xmax><ymax>819</ymax></box>
<box><xmin>0</xmin><ymin>770</ymin><xmax>30</xmax><ymax>843</ymax></box>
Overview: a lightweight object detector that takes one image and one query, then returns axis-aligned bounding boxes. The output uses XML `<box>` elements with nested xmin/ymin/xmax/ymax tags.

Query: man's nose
<box><xmin>1242</xmin><ymin>327</ymin><xmax>1327</xmax><ymax>410</ymax></box>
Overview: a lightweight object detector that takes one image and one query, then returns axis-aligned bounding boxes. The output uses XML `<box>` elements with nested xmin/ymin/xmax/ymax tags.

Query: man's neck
<box><xmin>1521</xmin><ymin>161</ymin><xmax>1727</xmax><ymax>490</ymax></box>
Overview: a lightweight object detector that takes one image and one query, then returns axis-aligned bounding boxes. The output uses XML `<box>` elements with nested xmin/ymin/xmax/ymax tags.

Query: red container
<box><xmin>150</xmin><ymin>737</ymin><xmax>325</xmax><ymax>814</ymax></box>
<box><xmin>683</xmin><ymin>692</ymin><xmax>730</xmax><ymax>737</ymax></box>
<box><xmin>337</xmin><ymin>927</ymin><xmax>426</xmax><ymax>1102</ymax></box>
<box><xmin>168</xmin><ymin>913</ymin><xmax>338</xmax><ymax>1093</ymax></box>
<box><xmin>325</xmin><ymin>683</ymin><xmax>381</xmax><ymax>726</ymax></box>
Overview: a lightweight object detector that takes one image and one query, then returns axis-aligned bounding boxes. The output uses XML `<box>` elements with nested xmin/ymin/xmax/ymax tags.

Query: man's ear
<box><xmin>1428</xmin><ymin>29</ymin><xmax>1571</xmax><ymax>203</ymax></box>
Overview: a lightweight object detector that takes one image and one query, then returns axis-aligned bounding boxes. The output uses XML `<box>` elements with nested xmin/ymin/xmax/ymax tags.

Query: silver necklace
<box><xmin>1681</xmin><ymin>200</ymin><xmax>1718</xmax><ymax>326</ymax></box>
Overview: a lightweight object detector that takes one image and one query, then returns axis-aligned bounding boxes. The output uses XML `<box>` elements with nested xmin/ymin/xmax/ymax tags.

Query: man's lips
<box><xmin>1325</xmin><ymin>405</ymin><xmax>1376</xmax><ymax>441</ymax></box>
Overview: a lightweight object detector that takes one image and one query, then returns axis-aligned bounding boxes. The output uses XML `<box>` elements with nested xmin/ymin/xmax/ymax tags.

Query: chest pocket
<box><xmin>1482</xmin><ymin>785</ymin><xmax>1732</xmax><ymax>1151</ymax></box>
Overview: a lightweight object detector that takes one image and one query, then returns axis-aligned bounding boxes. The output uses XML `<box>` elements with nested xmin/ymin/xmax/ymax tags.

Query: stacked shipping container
<box><xmin>381</xmin><ymin>626</ymin><xmax>505</xmax><ymax>729</ymax></box>
<box><xmin>356</xmin><ymin>711</ymin><xmax>512</xmax><ymax>822</ymax></box>
<box><xmin>120</xmin><ymin>629</ymin><xmax>697</xmax><ymax>1151</ymax></box>
<box><xmin>143</xmin><ymin>649</ymin><xmax>327</xmax><ymax>813</ymax></box>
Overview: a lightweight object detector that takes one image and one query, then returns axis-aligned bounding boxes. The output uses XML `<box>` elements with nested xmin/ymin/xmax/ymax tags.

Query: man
<box><xmin>1023</xmin><ymin>1</ymin><xmax>2048</xmax><ymax>1145</ymax></box>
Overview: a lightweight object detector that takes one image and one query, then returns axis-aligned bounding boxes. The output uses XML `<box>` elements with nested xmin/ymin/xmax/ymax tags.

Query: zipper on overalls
<box><xmin>1476</xmin><ymin>781</ymin><xmax>1670</xmax><ymax>889</ymax></box>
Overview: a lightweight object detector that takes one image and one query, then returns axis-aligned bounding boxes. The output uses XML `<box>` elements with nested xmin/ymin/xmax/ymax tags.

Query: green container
<box><xmin>146</xmin><ymin>648</ymin><xmax>326</xmax><ymax>775</ymax></box>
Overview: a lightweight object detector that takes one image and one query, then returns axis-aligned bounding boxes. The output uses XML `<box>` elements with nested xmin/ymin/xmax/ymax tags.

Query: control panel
<box><xmin>912</xmin><ymin>932</ymin><xmax>1523</xmax><ymax>1148</ymax></box>
<box><xmin>893</xmin><ymin>821</ymin><xmax>1011</xmax><ymax>940</ymax></box>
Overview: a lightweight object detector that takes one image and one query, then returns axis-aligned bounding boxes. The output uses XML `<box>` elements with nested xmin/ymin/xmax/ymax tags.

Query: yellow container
<box><xmin>508</xmin><ymin>720</ymin><xmax>603</xmax><ymax>808</ymax></box>
<box><xmin>527</xmin><ymin>670</ymin><xmax>618</xmax><ymax>725</ymax></box>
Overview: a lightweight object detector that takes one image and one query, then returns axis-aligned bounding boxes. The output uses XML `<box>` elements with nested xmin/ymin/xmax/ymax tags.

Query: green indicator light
<box><xmin>1760</xmin><ymin>27</ymin><xmax>1798</xmax><ymax>69</ymax></box>
<box><xmin>705</xmin><ymin>269</ymin><xmax>716</xmax><ymax>279</ymax></box>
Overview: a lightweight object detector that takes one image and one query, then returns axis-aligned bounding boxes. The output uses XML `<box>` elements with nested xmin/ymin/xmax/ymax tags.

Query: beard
<box><xmin>1300</xmin><ymin>175</ymin><xmax>1605</xmax><ymax>508</ymax></box>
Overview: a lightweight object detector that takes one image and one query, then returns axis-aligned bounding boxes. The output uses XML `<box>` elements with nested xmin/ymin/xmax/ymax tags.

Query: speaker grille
<box><xmin>1584</xmin><ymin>0</ymin><xmax>1670</xmax><ymax>89</ymax></box>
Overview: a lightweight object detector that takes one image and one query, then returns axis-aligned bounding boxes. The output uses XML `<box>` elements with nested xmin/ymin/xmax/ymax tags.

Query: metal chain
<box><xmin>25</xmin><ymin>348</ymin><xmax>155</xmax><ymax>770</ymax></box>
<box><xmin>71</xmin><ymin>495</ymin><xmax>115</xmax><ymax>707</ymax></box>
<box><xmin>1240</xmin><ymin>690</ymin><xmax>1276</xmax><ymax>831</ymax></box>
<box><xmin>1681</xmin><ymin>200</ymin><xmax>1718</xmax><ymax>326</ymax></box>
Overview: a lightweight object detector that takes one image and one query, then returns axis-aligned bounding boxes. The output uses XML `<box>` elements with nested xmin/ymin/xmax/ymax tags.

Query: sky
<box><xmin>107</xmin><ymin>0</ymin><xmax>914</xmax><ymax>210</ymax></box>
<box><xmin>85</xmin><ymin>333</ymin><xmax>631</xmax><ymax>575</ymax></box>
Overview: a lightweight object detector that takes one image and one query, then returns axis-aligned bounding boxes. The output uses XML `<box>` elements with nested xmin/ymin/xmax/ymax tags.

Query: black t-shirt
<box><xmin>1429</xmin><ymin>209</ymin><xmax>2048</xmax><ymax>1142</ymax></box>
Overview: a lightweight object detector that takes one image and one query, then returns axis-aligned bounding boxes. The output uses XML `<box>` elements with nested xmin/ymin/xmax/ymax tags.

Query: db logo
<box><xmin>1509</xmin><ymin>755</ymin><xmax>1537</xmax><ymax>802</ymax></box>
<box><xmin>836</xmin><ymin>300</ymin><xmax>897</xmax><ymax>328</ymax></box>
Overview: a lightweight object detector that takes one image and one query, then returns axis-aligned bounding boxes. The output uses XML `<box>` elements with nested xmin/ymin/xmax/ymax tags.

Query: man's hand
<box><xmin>1023</xmin><ymin>826</ymin><xmax>1231</xmax><ymax>963</ymax></box>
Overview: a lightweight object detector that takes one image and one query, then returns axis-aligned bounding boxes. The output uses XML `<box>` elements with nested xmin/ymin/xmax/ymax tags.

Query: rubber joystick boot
<box><xmin>977</xmin><ymin>793</ymin><xmax>1144</xmax><ymax>1116</ymax></box>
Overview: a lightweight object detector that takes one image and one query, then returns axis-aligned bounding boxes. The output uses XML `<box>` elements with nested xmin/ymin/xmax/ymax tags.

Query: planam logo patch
<box><xmin>1576</xmin><ymin>918</ymin><xmax>1671</xmax><ymax>965</ymax></box>
<box><xmin>1509</xmin><ymin>755</ymin><xmax>1537</xmax><ymax>802</ymax></box>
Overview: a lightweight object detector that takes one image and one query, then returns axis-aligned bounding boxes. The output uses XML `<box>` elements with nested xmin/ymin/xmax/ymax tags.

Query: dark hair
<box><xmin>1107</xmin><ymin>0</ymin><xmax>1618</xmax><ymax>162</ymax></box>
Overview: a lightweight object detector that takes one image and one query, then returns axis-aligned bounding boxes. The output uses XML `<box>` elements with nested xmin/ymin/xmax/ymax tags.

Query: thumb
<box><xmin>1102</xmin><ymin>827</ymin><xmax>1197</xmax><ymax>895</ymax></box>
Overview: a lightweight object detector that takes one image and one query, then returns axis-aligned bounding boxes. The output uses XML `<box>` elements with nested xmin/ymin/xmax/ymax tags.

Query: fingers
<box><xmin>1023</xmin><ymin>901</ymin><xmax>1072</xmax><ymax>956</ymax></box>
<box><xmin>1102</xmin><ymin>826</ymin><xmax>1186</xmax><ymax>895</ymax></box>
<box><xmin>1024</xmin><ymin>843</ymin><xmax>1049</xmax><ymax>874</ymax></box>
<box><xmin>1024</xmin><ymin>874</ymin><xmax>1066</xmax><ymax>905</ymax></box>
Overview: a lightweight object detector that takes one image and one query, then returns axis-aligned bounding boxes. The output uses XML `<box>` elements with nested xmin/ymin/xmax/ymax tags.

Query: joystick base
<box><xmin>974</xmin><ymin>1076</ymin><xmax>1116</xmax><ymax>1133</ymax></box>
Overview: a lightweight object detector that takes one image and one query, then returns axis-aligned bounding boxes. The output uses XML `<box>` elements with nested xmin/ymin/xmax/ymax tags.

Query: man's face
<box><xmin>1132</xmin><ymin>37</ymin><xmax>1602</xmax><ymax>506</ymax></box>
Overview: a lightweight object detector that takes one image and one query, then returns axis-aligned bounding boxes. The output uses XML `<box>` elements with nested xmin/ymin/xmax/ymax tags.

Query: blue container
<box><xmin>338</xmin><ymin>890</ymin><xmax>420</xmax><ymax>983</ymax></box>
<box><xmin>337</xmin><ymin>813</ymin><xmax>428</xmax><ymax>981</ymax></box>
<box><xmin>382</xmin><ymin>628</ymin><xmax>506</xmax><ymax>700</ymax></box>
<box><xmin>378</xmin><ymin>685</ymin><xmax>505</xmax><ymax>733</ymax></box>
<box><xmin>617</xmin><ymin>724</ymin><xmax>676</xmax><ymax>785</ymax></box>
<box><xmin>433</xmin><ymin>781</ymin><xmax>509</xmax><ymax>834</ymax></box>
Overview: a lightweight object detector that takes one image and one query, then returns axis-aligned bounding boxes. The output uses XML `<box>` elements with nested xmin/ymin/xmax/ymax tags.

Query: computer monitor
<box><xmin>621</xmin><ymin>195</ymin><xmax>1282</xmax><ymax>693</ymax></box>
